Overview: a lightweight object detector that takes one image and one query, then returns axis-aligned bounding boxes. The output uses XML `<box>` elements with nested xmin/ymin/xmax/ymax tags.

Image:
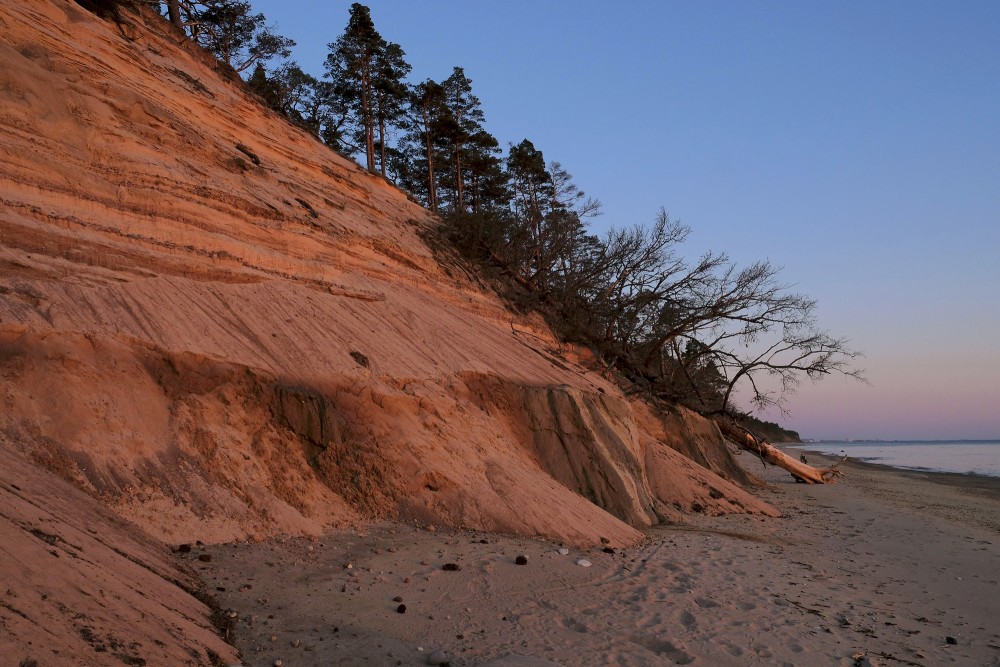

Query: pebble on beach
<box><xmin>426</xmin><ymin>649</ymin><xmax>450</xmax><ymax>665</ymax></box>
<box><xmin>576</xmin><ymin>558</ymin><xmax>592</xmax><ymax>567</ymax></box>
<box><xmin>515</xmin><ymin>555</ymin><xmax>528</xmax><ymax>565</ymax></box>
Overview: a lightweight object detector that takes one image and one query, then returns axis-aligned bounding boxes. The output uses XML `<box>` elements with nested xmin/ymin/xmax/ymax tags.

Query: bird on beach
<box><xmin>800</xmin><ymin>454</ymin><xmax>808</xmax><ymax>464</ymax></box>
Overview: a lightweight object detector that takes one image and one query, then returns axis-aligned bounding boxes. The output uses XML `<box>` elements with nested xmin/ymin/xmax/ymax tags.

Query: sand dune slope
<box><xmin>0</xmin><ymin>0</ymin><xmax>775</xmax><ymax>552</ymax></box>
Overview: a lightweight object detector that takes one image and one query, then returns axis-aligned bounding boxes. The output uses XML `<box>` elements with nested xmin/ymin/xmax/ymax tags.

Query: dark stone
<box><xmin>295</xmin><ymin>198</ymin><xmax>319</xmax><ymax>219</ymax></box>
<box><xmin>946</xmin><ymin>636</ymin><xmax>957</xmax><ymax>645</ymax></box>
<box><xmin>235</xmin><ymin>143</ymin><xmax>261</xmax><ymax>166</ymax></box>
<box><xmin>393</xmin><ymin>596</ymin><xmax>403</xmax><ymax>602</ymax></box>
<box><xmin>442</xmin><ymin>563</ymin><xmax>461</xmax><ymax>571</ymax></box>
<box><xmin>515</xmin><ymin>555</ymin><xmax>528</xmax><ymax>565</ymax></box>
<box><xmin>177</xmin><ymin>544</ymin><xmax>192</xmax><ymax>553</ymax></box>
<box><xmin>691</xmin><ymin>502</ymin><xmax>705</xmax><ymax>513</ymax></box>
<box><xmin>396</xmin><ymin>604</ymin><xmax>406</xmax><ymax>614</ymax></box>
<box><xmin>602</xmin><ymin>547</ymin><xmax>615</xmax><ymax>554</ymax></box>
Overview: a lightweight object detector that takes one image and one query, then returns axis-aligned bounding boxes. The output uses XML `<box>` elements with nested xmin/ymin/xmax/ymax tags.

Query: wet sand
<box><xmin>194</xmin><ymin>449</ymin><xmax>1000</xmax><ymax>666</ymax></box>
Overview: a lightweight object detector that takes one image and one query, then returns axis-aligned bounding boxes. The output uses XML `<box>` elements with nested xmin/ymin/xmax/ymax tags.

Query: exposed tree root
<box><xmin>715</xmin><ymin>418</ymin><xmax>845</xmax><ymax>484</ymax></box>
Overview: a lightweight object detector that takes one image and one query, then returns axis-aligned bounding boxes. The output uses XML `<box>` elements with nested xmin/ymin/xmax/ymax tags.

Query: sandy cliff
<box><xmin>0</xmin><ymin>0</ymin><xmax>777</xmax><ymax>552</ymax></box>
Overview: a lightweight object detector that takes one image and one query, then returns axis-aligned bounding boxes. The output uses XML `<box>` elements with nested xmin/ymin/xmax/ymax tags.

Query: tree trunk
<box><xmin>421</xmin><ymin>106</ymin><xmax>436</xmax><ymax>212</ymax></box>
<box><xmin>167</xmin><ymin>0</ymin><xmax>182</xmax><ymax>28</ymax></box>
<box><xmin>455</xmin><ymin>142</ymin><xmax>464</xmax><ymax>211</ymax></box>
<box><xmin>377</xmin><ymin>88</ymin><xmax>387</xmax><ymax>178</ymax></box>
<box><xmin>360</xmin><ymin>63</ymin><xmax>375</xmax><ymax>172</ymax></box>
<box><xmin>715</xmin><ymin>419</ymin><xmax>844</xmax><ymax>484</ymax></box>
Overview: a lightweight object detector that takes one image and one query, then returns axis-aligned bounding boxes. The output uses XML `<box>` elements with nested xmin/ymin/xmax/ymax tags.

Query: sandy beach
<box><xmin>193</xmin><ymin>450</ymin><xmax>1000</xmax><ymax>666</ymax></box>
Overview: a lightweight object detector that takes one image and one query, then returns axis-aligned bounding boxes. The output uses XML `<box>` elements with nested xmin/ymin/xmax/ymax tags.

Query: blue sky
<box><xmin>250</xmin><ymin>1</ymin><xmax>1000</xmax><ymax>440</ymax></box>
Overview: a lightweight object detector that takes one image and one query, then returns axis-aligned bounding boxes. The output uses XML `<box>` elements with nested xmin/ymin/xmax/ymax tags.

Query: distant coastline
<box><xmin>804</xmin><ymin>438</ymin><xmax>1000</xmax><ymax>444</ymax></box>
<box><xmin>791</xmin><ymin>440</ymin><xmax>1000</xmax><ymax>478</ymax></box>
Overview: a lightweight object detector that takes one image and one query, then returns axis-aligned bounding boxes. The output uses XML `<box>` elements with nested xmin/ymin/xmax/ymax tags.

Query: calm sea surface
<box><xmin>792</xmin><ymin>441</ymin><xmax>1000</xmax><ymax>478</ymax></box>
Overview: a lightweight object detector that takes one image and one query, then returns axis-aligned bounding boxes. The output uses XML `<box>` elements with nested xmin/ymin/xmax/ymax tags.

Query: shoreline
<box><xmin>793</xmin><ymin>443</ymin><xmax>1000</xmax><ymax>486</ymax></box>
<box><xmin>193</xmin><ymin>449</ymin><xmax>1000</xmax><ymax>666</ymax></box>
<box><xmin>789</xmin><ymin>443</ymin><xmax>1000</xmax><ymax>487</ymax></box>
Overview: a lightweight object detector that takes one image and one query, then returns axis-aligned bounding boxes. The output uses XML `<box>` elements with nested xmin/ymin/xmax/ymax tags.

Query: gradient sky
<box><xmin>249</xmin><ymin>1</ymin><xmax>1000</xmax><ymax>440</ymax></box>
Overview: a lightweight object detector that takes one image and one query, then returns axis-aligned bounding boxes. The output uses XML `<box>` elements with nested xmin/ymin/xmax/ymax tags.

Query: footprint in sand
<box><xmin>719</xmin><ymin>640</ymin><xmax>743</xmax><ymax>657</ymax></box>
<box><xmin>561</xmin><ymin>617</ymin><xmax>589</xmax><ymax>633</ymax></box>
<box><xmin>628</xmin><ymin>634</ymin><xmax>694</xmax><ymax>664</ymax></box>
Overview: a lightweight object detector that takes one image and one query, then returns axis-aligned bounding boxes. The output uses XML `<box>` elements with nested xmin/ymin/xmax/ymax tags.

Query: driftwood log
<box><xmin>715</xmin><ymin>419</ymin><xmax>844</xmax><ymax>484</ymax></box>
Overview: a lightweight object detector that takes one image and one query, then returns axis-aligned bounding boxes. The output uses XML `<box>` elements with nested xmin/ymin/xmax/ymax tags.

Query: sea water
<box><xmin>792</xmin><ymin>441</ymin><xmax>1000</xmax><ymax>478</ymax></box>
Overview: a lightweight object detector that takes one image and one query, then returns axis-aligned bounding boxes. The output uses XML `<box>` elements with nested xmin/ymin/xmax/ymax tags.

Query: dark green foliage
<box><xmin>189</xmin><ymin>0</ymin><xmax>294</xmax><ymax>73</ymax></box>
<box><xmin>371</xmin><ymin>41</ymin><xmax>412</xmax><ymax>178</ymax></box>
<box><xmin>442</xmin><ymin>195</ymin><xmax>863</xmax><ymax>418</ymax></box>
<box><xmin>396</xmin><ymin>79</ymin><xmax>450</xmax><ymax>210</ymax></box>
<box><xmin>245</xmin><ymin>62</ymin><xmax>349</xmax><ymax>150</ymax></box>
<box><xmin>438</xmin><ymin>67</ymin><xmax>488</xmax><ymax>210</ymax></box>
<box><xmin>246</xmin><ymin>63</ymin><xmax>283</xmax><ymax>110</ymax></box>
<box><xmin>74</xmin><ymin>0</ymin><xmax>137</xmax><ymax>22</ymax></box>
<box><xmin>737</xmin><ymin>414</ymin><xmax>801</xmax><ymax>443</ymax></box>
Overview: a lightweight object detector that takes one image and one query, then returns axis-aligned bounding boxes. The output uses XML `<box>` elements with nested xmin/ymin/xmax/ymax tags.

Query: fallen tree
<box><xmin>715</xmin><ymin>418</ymin><xmax>845</xmax><ymax>484</ymax></box>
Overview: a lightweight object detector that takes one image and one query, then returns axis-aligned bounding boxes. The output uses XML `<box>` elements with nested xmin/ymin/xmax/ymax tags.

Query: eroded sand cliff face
<box><xmin>0</xmin><ymin>446</ymin><xmax>240</xmax><ymax>666</ymax></box>
<box><xmin>0</xmin><ymin>0</ymin><xmax>777</xmax><ymax>553</ymax></box>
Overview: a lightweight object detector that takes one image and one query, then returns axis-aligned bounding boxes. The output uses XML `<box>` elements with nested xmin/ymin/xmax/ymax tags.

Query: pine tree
<box><xmin>464</xmin><ymin>129</ymin><xmax>506</xmax><ymax>213</ymax></box>
<box><xmin>398</xmin><ymin>79</ymin><xmax>449</xmax><ymax>211</ymax></box>
<box><xmin>441</xmin><ymin>67</ymin><xmax>487</xmax><ymax>211</ymax></box>
<box><xmin>372</xmin><ymin>41</ymin><xmax>412</xmax><ymax>178</ymax></box>
<box><xmin>506</xmin><ymin>139</ymin><xmax>551</xmax><ymax>280</ymax></box>
<box><xmin>325</xmin><ymin>3</ymin><xmax>384</xmax><ymax>172</ymax></box>
<box><xmin>247</xmin><ymin>63</ymin><xmax>283</xmax><ymax>111</ymax></box>
<box><xmin>507</xmin><ymin>139</ymin><xmax>550</xmax><ymax>223</ymax></box>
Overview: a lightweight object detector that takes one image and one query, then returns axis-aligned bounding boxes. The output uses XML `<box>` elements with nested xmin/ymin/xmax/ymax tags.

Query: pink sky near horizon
<box><xmin>771</xmin><ymin>339</ymin><xmax>1000</xmax><ymax>441</ymax></box>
